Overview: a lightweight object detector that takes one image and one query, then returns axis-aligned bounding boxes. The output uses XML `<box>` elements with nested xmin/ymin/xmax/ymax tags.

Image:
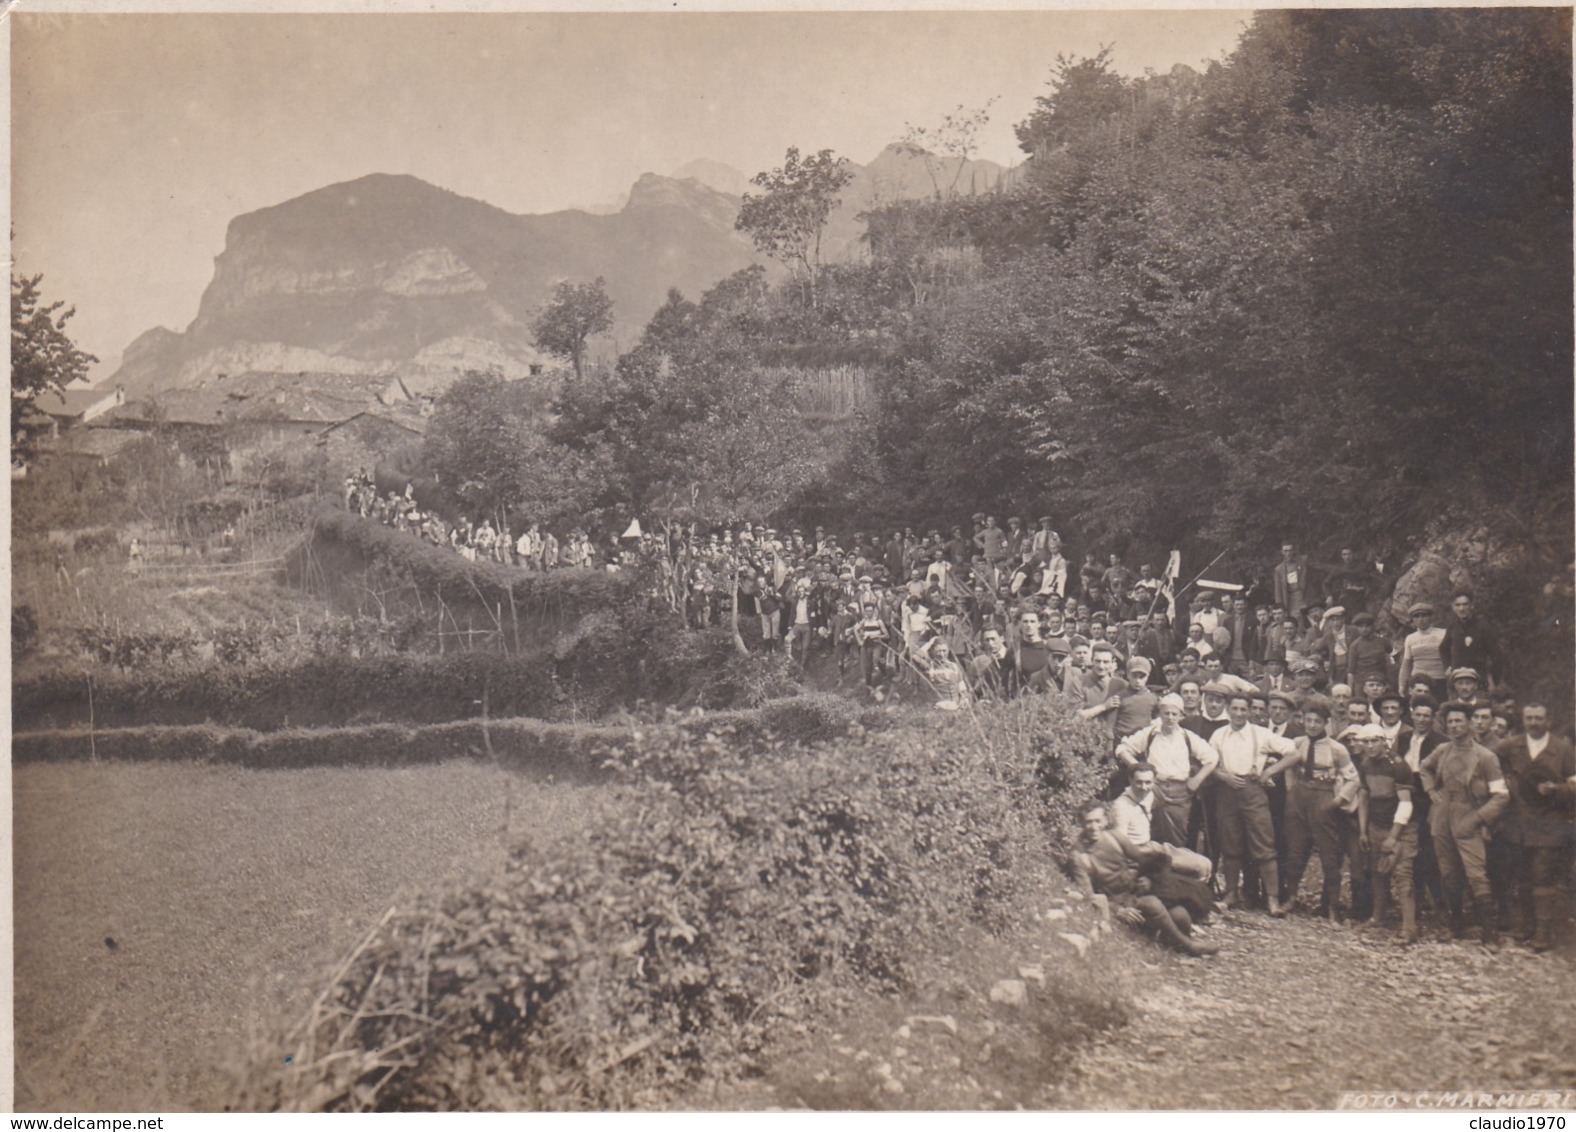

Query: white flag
<box><xmin>1164</xmin><ymin>550</ymin><xmax>1182</xmax><ymax>580</ymax></box>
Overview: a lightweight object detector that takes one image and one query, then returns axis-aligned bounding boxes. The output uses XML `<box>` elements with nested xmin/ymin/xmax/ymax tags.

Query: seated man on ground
<box><xmin>1070</xmin><ymin>802</ymin><xmax>1219</xmax><ymax>958</ymax></box>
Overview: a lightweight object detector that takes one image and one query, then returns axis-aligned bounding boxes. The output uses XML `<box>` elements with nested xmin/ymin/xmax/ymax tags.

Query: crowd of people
<box><xmin>344</xmin><ymin>489</ymin><xmax>1572</xmax><ymax>958</ymax></box>
<box><xmin>345</xmin><ymin>473</ymin><xmax>614</xmax><ymax>571</ymax></box>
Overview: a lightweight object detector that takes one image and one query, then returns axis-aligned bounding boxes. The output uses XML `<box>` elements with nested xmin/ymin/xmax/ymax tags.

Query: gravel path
<box><xmin>1044</xmin><ymin>908</ymin><xmax>1576</xmax><ymax>1110</ymax></box>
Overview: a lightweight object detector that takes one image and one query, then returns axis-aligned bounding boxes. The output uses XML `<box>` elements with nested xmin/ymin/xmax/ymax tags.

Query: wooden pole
<box><xmin>86</xmin><ymin>674</ymin><xmax>98</xmax><ymax>764</ymax></box>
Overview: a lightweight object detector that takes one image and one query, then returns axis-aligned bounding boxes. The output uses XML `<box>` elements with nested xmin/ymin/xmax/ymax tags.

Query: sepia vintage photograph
<box><xmin>8</xmin><ymin>1</ymin><xmax>1574</xmax><ymax>1115</ymax></box>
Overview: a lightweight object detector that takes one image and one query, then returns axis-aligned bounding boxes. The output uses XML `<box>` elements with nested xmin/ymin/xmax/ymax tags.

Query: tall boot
<box><xmin>1516</xmin><ymin>887</ymin><xmax>1538</xmax><ymax>943</ymax></box>
<box><xmin>1368</xmin><ymin>881</ymin><xmax>1391</xmax><ymax>928</ymax></box>
<box><xmin>1473</xmin><ymin>895</ymin><xmax>1499</xmax><ymax>946</ymax></box>
<box><xmin>1397</xmin><ymin>889</ymin><xmax>1418</xmax><ymax>944</ymax></box>
<box><xmin>1531</xmin><ymin>888</ymin><xmax>1559</xmax><ymax>953</ymax></box>
<box><xmin>1221</xmin><ymin>857</ymin><xmax>1243</xmax><ymax>909</ymax></box>
<box><xmin>1447</xmin><ymin>888</ymin><xmax>1468</xmax><ymax>939</ymax></box>
<box><xmin>1261</xmin><ymin>859</ymin><xmax>1286</xmax><ymax>917</ymax></box>
<box><xmin>1148</xmin><ymin>902</ymin><xmax>1218</xmax><ymax>957</ymax></box>
<box><xmin>1321</xmin><ymin>878</ymin><xmax>1342</xmax><ymax>922</ymax></box>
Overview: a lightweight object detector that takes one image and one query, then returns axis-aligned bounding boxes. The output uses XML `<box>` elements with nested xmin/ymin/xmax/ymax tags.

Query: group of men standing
<box><xmin>1063</xmin><ymin>587</ymin><xmax>1570</xmax><ymax>957</ymax></box>
<box><xmin>1090</xmin><ymin>681</ymin><xmax>1572</xmax><ymax>953</ymax></box>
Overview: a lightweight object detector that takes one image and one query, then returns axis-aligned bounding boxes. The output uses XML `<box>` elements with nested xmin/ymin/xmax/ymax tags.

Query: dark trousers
<box><xmin>1486</xmin><ymin>835</ymin><xmax>1523</xmax><ymax>923</ymax></box>
<box><xmin>1151</xmin><ymin>781</ymin><xmax>1194</xmax><ymax>848</ymax></box>
<box><xmin>1188</xmin><ymin>779</ymin><xmax>1222</xmax><ymax>866</ymax></box>
<box><xmin>1496</xmin><ymin>840</ymin><xmax>1571</xmax><ymax>934</ymax></box>
<box><xmin>1411</xmin><ymin>792</ymin><xmax>1445</xmax><ymax>907</ymax></box>
<box><xmin>858</xmin><ymin>643</ymin><xmax>883</xmax><ymax>687</ymax></box>
<box><xmin>1213</xmin><ymin>777</ymin><xmax>1282</xmax><ymax>903</ymax></box>
<box><xmin>1283</xmin><ymin>782</ymin><xmax>1356</xmax><ymax>906</ymax></box>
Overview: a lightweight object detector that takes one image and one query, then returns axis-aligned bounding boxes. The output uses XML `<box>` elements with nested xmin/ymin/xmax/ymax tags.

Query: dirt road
<box><xmin>1043</xmin><ymin>908</ymin><xmax>1576</xmax><ymax>1110</ymax></box>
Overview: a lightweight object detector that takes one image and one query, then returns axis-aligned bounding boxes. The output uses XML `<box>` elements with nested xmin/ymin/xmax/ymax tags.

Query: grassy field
<box><xmin>13</xmin><ymin>760</ymin><xmax>602</xmax><ymax>1111</ymax></box>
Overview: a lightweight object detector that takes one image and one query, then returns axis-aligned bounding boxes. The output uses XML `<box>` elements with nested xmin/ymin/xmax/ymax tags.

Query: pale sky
<box><xmin>11</xmin><ymin>7</ymin><xmax>1251</xmax><ymax>379</ymax></box>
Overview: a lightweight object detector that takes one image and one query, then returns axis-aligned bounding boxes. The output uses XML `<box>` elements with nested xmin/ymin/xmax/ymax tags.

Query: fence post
<box><xmin>86</xmin><ymin>674</ymin><xmax>98</xmax><ymax>764</ymax></box>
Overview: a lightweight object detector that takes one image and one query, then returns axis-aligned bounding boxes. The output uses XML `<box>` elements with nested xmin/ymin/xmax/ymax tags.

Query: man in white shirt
<box><xmin>1116</xmin><ymin>694</ymin><xmax>1217</xmax><ymax>850</ymax></box>
<box><xmin>1209</xmin><ymin>691</ymin><xmax>1298</xmax><ymax>914</ymax></box>
<box><xmin>1110</xmin><ymin>762</ymin><xmax>1214</xmax><ymax>881</ymax></box>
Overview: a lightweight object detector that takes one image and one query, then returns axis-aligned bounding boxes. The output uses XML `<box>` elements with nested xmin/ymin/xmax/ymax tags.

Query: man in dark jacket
<box><xmin>1443</xmin><ymin>591</ymin><xmax>1502</xmax><ymax>689</ymax></box>
<box><xmin>1493</xmin><ymin>703</ymin><xmax>1575</xmax><ymax>951</ymax></box>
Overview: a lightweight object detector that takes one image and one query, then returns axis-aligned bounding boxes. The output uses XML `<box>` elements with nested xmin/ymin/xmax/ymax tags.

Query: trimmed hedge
<box><xmin>13</xmin><ymin>653</ymin><xmax>563</xmax><ymax>732</ymax></box>
<box><xmin>14</xmin><ymin>629</ymin><xmax>802</xmax><ymax>733</ymax></box>
<box><xmin>10</xmin><ymin>694</ymin><xmax>879</xmax><ymax>775</ymax></box>
<box><xmin>14</xmin><ymin>719</ymin><xmax>617</xmax><ymax>779</ymax></box>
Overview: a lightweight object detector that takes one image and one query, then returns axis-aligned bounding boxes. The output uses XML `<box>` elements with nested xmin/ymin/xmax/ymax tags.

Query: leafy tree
<box><xmin>1014</xmin><ymin>47</ymin><xmax>1130</xmax><ymax>158</ymax></box>
<box><xmin>422</xmin><ymin>369</ymin><xmax>543</xmax><ymax>524</ymax></box>
<box><xmin>11</xmin><ymin>268</ymin><xmax>97</xmax><ymax>442</ymax></box>
<box><xmin>830</xmin><ymin>8</ymin><xmax>1570</xmax><ymax>577</ymax></box>
<box><xmin>531</xmin><ymin>277</ymin><xmax>614</xmax><ymax>380</ymax></box>
<box><xmin>638</xmin><ymin>287</ymin><xmax>701</xmax><ymax>354</ymax></box>
<box><xmin>897</xmin><ymin>98</ymin><xmax>1001</xmax><ymax>200</ymax></box>
<box><xmin>549</xmin><ymin>267</ymin><xmax>828</xmax><ymax>522</ymax></box>
<box><xmin>736</xmin><ymin>147</ymin><xmax>855</xmax><ymax>308</ymax></box>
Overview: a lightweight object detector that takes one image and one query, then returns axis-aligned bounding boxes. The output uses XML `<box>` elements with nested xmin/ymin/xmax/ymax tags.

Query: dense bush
<box><xmin>72</xmin><ymin>528</ymin><xmax>123</xmax><ymax>556</ymax></box>
<box><xmin>229</xmin><ymin>694</ymin><xmax>1114</xmax><ymax>1111</ymax></box>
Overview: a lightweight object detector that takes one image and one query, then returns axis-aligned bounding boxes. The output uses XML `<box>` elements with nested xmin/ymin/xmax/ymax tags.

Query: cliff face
<box><xmin>110</xmin><ymin>149</ymin><xmax>1021</xmax><ymax>401</ymax></box>
<box><xmin>112</xmin><ymin>172</ymin><xmax>760</xmax><ymax>399</ymax></box>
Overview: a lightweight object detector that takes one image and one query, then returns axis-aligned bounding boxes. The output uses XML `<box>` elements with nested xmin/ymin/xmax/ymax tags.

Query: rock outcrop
<box><xmin>107</xmin><ymin>147</ymin><xmax>1025</xmax><ymax>404</ymax></box>
<box><xmin>109</xmin><ymin>172</ymin><xmax>761</xmax><ymax>401</ymax></box>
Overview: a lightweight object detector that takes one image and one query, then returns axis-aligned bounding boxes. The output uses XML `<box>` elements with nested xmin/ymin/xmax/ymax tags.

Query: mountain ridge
<box><xmin>107</xmin><ymin>146</ymin><xmax>1023</xmax><ymax>401</ymax></box>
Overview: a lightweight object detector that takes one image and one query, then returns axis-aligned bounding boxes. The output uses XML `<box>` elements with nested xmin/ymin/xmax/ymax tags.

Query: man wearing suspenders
<box><xmin>1115</xmin><ymin>695</ymin><xmax>1216</xmax><ymax>856</ymax></box>
<box><xmin>1263</xmin><ymin>695</ymin><xmax>1360</xmax><ymax>918</ymax></box>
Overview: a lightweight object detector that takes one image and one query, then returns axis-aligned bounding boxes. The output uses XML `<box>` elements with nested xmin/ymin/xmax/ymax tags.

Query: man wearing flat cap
<box><xmin>1344</xmin><ymin>611</ymin><xmax>1390</xmax><ymax>691</ymax></box>
<box><xmin>1419</xmin><ymin>701</ymin><xmax>1509</xmax><ymax>943</ymax></box>
<box><xmin>1290</xmin><ymin>657</ymin><xmax>1325</xmax><ymax>699</ymax></box>
<box><xmin>1398</xmin><ymin>601</ymin><xmax>1448</xmax><ymax>699</ymax></box>
<box><xmin>1316</xmin><ymin>605</ymin><xmax>1351</xmax><ymax>674</ymax></box>
<box><xmin>1352</xmin><ymin>722</ymin><xmax>1420</xmax><ymax>937</ymax></box>
<box><xmin>1114</xmin><ymin>656</ymin><xmax>1160</xmax><ymax>741</ymax></box>
<box><xmin>1192</xmin><ymin>680</ymin><xmax>1234</xmax><ymax>738</ymax></box>
<box><xmin>1264</xmin><ymin>695</ymin><xmax>1361</xmax><ymax>918</ymax></box>
<box><xmin>1448</xmin><ymin>667</ymin><xmax>1489</xmax><ymax>710</ymax></box>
